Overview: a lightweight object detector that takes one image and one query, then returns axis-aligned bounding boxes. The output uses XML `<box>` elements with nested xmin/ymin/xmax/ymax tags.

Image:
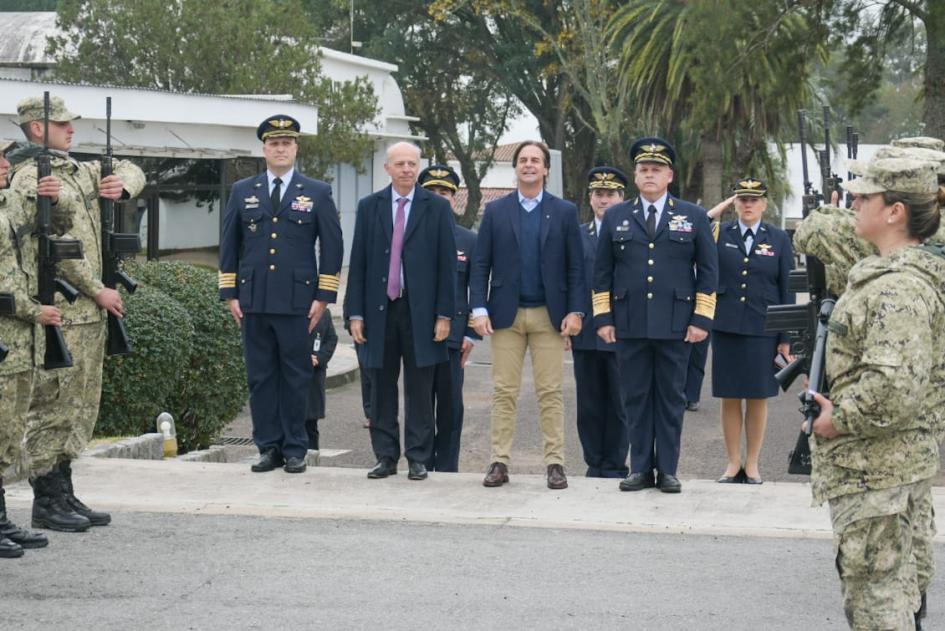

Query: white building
<box><xmin>0</xmin><ymin>12</ymin><xmax>424</xmax><ymax>263</ymax></box>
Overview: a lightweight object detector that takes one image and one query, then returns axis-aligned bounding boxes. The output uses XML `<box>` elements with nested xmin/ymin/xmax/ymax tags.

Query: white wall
<box><xmin>780</xmin><ymin>142</ymin><xmax>882</xmax><ymax>220</ymax></box>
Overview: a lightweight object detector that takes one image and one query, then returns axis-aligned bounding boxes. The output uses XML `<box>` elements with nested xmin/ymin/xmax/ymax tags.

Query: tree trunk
<box><xmin>923</xmin><ymin>2</ymin><xmax>945</xmax><ymax>140</ymax></box>
<box><xmin>700</xmin><ymin>133</ymin><xmax>724</xmax><ymax>208</ymax></box>
<box><xmin>460</xmin><ymin>170</ymin><xmax>483</xmax><ymax>228</ymax></box>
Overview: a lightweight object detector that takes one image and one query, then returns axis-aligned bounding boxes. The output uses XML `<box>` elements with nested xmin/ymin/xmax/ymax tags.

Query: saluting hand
<box><xmin>684</xmin><ymin>325</ymin><xmax>708</xmax><ymax>343</ymax></box>
<box><xmin>597</xmin><ymin>325</ymin><xmax>616</xmax><ymax>344</ymax></box>
<box><xmin>706</xmin><ymin>194</ymin><xmax>737</xmax><ymax>220</ymax></box>
<box><xmin>36</xmin><ymin>175</ymin><xmax>61</xmax><ymax>204</ymax></box>
<box><xmin>472</xmin><ymin>315</ymin><xmax>493</xmax><ymax>337</ymax></box>
<box><xmin>99</xmin><ymin>174</ymin><xmax>125</xmax><ymax>201</ymax></box>
<box><xmin>433</xmin><ymin>317</ymin><xmax>450</xmax><ymax>342</ymax></box>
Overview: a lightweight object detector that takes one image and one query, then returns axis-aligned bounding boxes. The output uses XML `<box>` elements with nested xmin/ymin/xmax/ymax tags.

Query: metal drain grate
<box><xmin>216</xmin><ymin>436</ymin><xmax>255</xmax><ymax>446</ymax></box>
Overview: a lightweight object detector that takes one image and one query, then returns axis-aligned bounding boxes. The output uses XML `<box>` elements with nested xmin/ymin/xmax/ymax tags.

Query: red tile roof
<box><xmin>453</xmin><ymin>187</ymin><xmax>515</xmax><ymax>216</ymax></box>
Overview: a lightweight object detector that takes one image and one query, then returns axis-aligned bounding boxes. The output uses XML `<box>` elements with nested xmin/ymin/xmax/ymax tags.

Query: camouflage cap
<box><xmin>16</xmin><ymin>95</ymin><xmax>81</xmax><ymax>125</ymax></box>
<box><xmin>891</xmin><ymin>136</ymin><xmax>945</xmax><ymax>152</ymax></box>
<box><xmin>843</xmin><ymin>158</ymin><xmax>938</xmax><ymax>195</ymax></box>
<box><xmin>0</xmin><ymin>139</ymin><xmax>16</xmax><ymax>154</ymax></box>
<box><xmin>872</xmin><ymin>145</ymin><xmax>945</xmax><ymax>176</ymax></box>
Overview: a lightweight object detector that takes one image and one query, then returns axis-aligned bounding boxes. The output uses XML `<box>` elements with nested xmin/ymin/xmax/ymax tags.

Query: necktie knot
<box><xmin>743</xmin><ymin>228</ymin><xmax>754</xmax><ymax>240</ymax></box>
<box><xmin>648</xmin><ymin>205</ymin><xmax>657</xmax><ymax>215</ymax></box>
<box><xmin>273</xmin><ymin>177</ymin><xmax>282</xmax><ymax>186</ymax></box>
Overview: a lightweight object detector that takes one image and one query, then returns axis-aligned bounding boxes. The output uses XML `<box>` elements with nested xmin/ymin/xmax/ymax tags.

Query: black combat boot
<box><xmin>58</xmin><ymin>460</ymin><xmax>110</xmax><ymax>526</ymax></box>
<box><xmin>0</xmin><ymin>534</ymin><xmax>23</xmax><ymax>558</ymax></box>
<box><xmin>0</xmin><ymin>477</ymin><xmax>48</xmax><ymax>549</ymax></box>
<box><xmin>30</xmin><ymin>471</ymin><xmax>91</xmax><ymax>532</ymax></box>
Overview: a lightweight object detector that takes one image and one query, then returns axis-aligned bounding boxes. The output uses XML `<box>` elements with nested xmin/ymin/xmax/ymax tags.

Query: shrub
<box><xmin>121</xmin><ymin>259</ymin><xmax>247</xmax><ymax>451</ymax></box>
<box><xmin>97</xmin><ymin>283</ymin><xmax>194</xmax><ymax>437</ymax></box>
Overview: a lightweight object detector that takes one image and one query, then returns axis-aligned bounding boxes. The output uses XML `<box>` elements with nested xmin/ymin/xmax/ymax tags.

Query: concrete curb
<box><xmin>325</xmin><ymin>344</ymin><xmax>359</xmax><ymax>389</ymax></box>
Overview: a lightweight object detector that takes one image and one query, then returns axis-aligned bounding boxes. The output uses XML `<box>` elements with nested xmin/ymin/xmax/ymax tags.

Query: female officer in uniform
<box><xmin>809</xmin><ymin>158</ymin><xmax>945</xmax><ymax>630</ymax></box>
<box><xmin>708</xmin><ymin>179</ymin><xmax>793</xmax><ymax>484</ymax></box>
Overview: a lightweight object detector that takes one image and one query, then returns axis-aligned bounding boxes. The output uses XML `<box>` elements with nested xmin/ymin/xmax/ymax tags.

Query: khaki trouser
<box><xmin>0</xmin><ymin>370</ymin><xmax>33</xmax><ymax>471</ymax></box>
<box><xmin>489</xmin><ymin>306</ymin><xmax>564</xmax><ymax>466</ymax></box>
<box><xmin>26</xmin><ymin>320</ymin><xmax>106</xmax><ymax>475</ymax></box>
<box><xmin>830</xmin><ymin>478</ymin><xmax>931</xmax><ymax>630</ymax></box>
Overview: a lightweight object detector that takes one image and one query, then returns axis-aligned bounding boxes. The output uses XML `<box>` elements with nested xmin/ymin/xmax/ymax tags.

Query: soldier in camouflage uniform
<box><xmin>807</xmin><ymin>158</ymin><xmax>945</xmax><ymax>630</ymax></box>
<box><xmin>794</xmin><ymin>139</ymin><xmax>945</xmax><ymax>623</ymax></box>
<box><xmin>0</xmin><ymin>139</ymin><xmax>58</xmax><ymax>557</ymax></box>
<box><xmin>7</xmin><ymin>96</ymin><xmax>145</xmax><ymax>532</ymax></box>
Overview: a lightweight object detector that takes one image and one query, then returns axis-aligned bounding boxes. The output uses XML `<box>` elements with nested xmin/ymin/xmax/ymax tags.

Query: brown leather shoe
<box><xmin>547</xmin><ymin>464</ymin><xmax>568</xmax><ymax>490</ymax></box>
<box><xmin>483</xmin><ymin>462</ymin><xmax>509</xmax><ymax>487</ymax></box>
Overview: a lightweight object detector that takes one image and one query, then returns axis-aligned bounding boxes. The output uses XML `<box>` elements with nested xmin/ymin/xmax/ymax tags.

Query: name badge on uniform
<box><xmin>616</xmin><ymin>219</ymin><xmax>630</xmax><ymax>232</ymax></box>
<box><xmin>244</xmin><ymin>195</ymin><xmax>260</xmax><ymax>210</ymax></box>
<box><xmin>725</xmin><ymin>242</ymin><xmax>739</xmax><ymax>249</ymax></box>
<box><xmin>668</xmin><ymin>214</ymin><xmax>693</xmax><ymax>233</ymax></box>
<box><xmin>313</xmin><ymin>337</ymin><xmax>321</xmax><ymax>352</ymax></box>
<box><xmin>755</xmin><ymin>243</ymin><xmax>775</xmax><ymax>256</ymax></box>
<box><xmin>291</xmin><ymin>195</ymin><xmax>314</xmax><ymax>212</ymax></box>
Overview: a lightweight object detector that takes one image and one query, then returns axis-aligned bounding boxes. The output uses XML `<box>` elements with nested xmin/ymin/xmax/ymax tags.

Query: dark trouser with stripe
<box><xmin>429</xmin><ymin>347</ymin><xmax>464</xmax><ymax>472</ymax></box>
<box><xmin>684</xmin><ymin>335</ymin><xmax>710</xmax><ymax>403</ymax></box>
<box><xmin>572</xmin><ymin>349</ymin><xmax>629</xmax><ymax>478</ymax></box>
<box><xmin>242</xmin><ymin>313</ymin><xmax>313</xmax><ymax>460</ymax></box>
<box><xmin>370</xmin><ymin>296</ymin><xmax>436</xmax><ymax>464</ymax></box>
<box><xmin>617</xmin><ymin>338</ymin><xmax>691</xmax><ymax>476</ymax></box>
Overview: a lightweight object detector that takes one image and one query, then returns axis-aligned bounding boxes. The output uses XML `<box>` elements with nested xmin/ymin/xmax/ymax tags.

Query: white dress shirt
<box><xmin>738</xmin><ymin>218</ymin><xmax>761</xmax><ymax>254</ymax></box>
<box><xmin>267</xmin><ymin>168</ymin><xmax>294</xmax><ymax>204</ymax></box>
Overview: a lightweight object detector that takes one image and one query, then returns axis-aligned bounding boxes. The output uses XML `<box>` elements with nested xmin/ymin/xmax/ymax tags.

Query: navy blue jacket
<box><xmin>714</xmin><ymin>220</ymin><xmax>794</xmax><ymax>342</ymax></box>
<box><xmin>469</xmin><ymin>191</ymin><xmax>585</xmax><ymax>331</ymax></box>
<box><xmin>218</xmin><ymin>171</ymin><xmax>343</xmax><ymax>313</ymax></box>
<box><xmin>346</xmin><ymin>184</ymin><xmax>457</xmax><ymax>369</ymax></box>
<box><xmin>571</xmin><ymin>220</ymin><xmax>615</xmax><ymax>352</ymax></box>
<box><xmin>593</xmin><ymin>195</ymin><xmax>718</xmax><ymax>340</ymax></box>
<box><xmin>448</xmin><ymin>224</ymin><xmax>480</xmax><ymax>350</ymax></box>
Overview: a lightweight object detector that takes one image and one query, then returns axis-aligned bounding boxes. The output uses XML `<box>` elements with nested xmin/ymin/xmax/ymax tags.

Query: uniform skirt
<box><xmin>711</xmin><ymin>331</ymin><xmax>779</xmax><ymax>399</ymax></box>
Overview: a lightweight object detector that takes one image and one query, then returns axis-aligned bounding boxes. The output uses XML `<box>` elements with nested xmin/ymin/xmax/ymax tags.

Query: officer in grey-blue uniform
<box><xmin>593</xmin><ymin>138</ymin><xmax>718</xmax><ymax>493</ymax></box>
<box><xmin>219</xmin><ymin>115</ymin><xmax>343</xmax><ymax>474</ymax></box>
<box><xmin>417</xmin><ymin>164</ymin><xmax>479</xmax><ymax>472</ymax></box>
<box><xmin>571</xmin><ymin>166</ymin><xmax>630</xmax><ymax>478</ymax></box>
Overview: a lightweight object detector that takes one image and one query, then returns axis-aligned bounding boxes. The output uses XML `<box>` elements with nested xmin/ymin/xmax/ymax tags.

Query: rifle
<box><xmin>844</xmin><ymin>125</ymin><xmax>859</xmax><ymax>208</ymax></box>
<box><xmin>820</xmin><ymin>106</ymin><xmax>843</xmax><ymax>207</ymax></box>
<box><xmin>764</xmin><ymin>109</ymin><xmax>836</xmax><ymax>475</ymax></box>
<box><xmin>0</xmin><ymin>292</ymin><xmax>14</xmax><ymax>363</ymax></box>
<box><xmin>100</xmin><ymin>96</ymin><xmax>140</xmax><ymax>356</ymax></box>
<box><xmin>35</xmin><ymin>91</ymin><xmax>84</xmax><ymax>369</ymax></box>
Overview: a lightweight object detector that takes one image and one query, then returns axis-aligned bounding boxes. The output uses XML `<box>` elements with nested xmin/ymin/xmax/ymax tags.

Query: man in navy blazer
<box><xmin>470</xmin><ymin>140</ymin><xmax>585</xmax><ymax>490</ymax></box>
<box><xmin>346</xmin><ymin>142</ymin><xmax>456</xmax><ymax>481</ymax></box>
<box><xmin>219</xmin><ymin>115</ymin><xmax>343</xmax><ymax>474</ymax></box>
<box><xmin>594</xmin><ymin>137</ymin><xmax>718</xmax><ymax>494</ymax></box>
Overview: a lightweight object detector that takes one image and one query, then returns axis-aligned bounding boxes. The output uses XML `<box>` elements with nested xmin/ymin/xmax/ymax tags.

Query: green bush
<box><xmin>121</xmin><ymin>260</ymin><xmax>247</xmax><ymax>451</ymax></box>
<box><xmin>97</xmin><ymin>283</ymin><xmax>194</xmax><ymax>437</ymax></box>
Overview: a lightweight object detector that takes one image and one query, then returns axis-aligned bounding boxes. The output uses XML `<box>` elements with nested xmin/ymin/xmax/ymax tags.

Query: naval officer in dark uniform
<box><xmin>571</xmin><ymin>167</ymin><xmax>630</xmax><ymax>478</ymax></box>
<box><xmin>346</xmin><ymin>143</ymin><xmax>457</xmax><ymax>481</ymax></box>
<box><xmin>594</xmin><ymin>138</ymin><xmax>718</xmax><ymax>493</ymax></box>
<box><xmin>219</xmin><ymin>115</ymin><xmax>343</xmax><ymax>474</ymax></box>
<box><xmin>418</xmin><ymin>164</ymin><xmax>479</xmax><ymax>472</ymax></box>
<box><xmin>711</xmin><ymin>178</ymin><xmax>793</xmax><ymax>484</ymax></box>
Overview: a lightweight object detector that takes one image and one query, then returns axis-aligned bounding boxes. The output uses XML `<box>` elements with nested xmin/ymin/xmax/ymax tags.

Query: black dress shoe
<box><xmin>367</xmin><ymin>459</ymin><xmax>397</xmax><ymax>479</ymax></box>
<box><xmin>283</xmin><ymin>457</ymin><xmax>307</xmax><ymax>473</ymax></box>
<box><xmin>407</xmin><ymin>461</ymin><xmax>428</xmax><ymax>480</ymax></box>
<box><xmin>658</xmin><ymin>472</ymin><xmax>682</xmax><ymax>493</ymax></box>
<box><xmin>743</xmin><ymin>474</ymin><xmax>763</xmax><ymax>485</ymax></box>
<box><xmin>619</xmin><ymin>472</ymin><xmax>655</xmax><ymax>492</ymax></box>
<box><xmin>251</xmin><ymin>449</ymin><xmax>284</xmax><ymax>472</ymax></box>
<box><xmin>685</xmin><ymin>401</ymin><xmax>700</xmax><ymax>412</ymax></box>
<box><xmin>717</xmin><ymin>467</ymin><xmax>745</xmax><ymax>484</ymax></box>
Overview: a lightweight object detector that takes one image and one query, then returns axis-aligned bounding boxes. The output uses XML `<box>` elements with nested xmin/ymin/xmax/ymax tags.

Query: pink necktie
<box><xmin>387</xmin><ymin>197</ymin><xmax>408</xmax><ymax>300</ymax></box>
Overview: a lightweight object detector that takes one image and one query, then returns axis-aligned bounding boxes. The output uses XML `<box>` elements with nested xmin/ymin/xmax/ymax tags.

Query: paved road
<box><xmin>226</xmin><ymin>330</ymin><xmax>945</xmax><ymax>485</ymax></box>
<box><xmin>2</xmin><ymin>508</ymin><xmax>896</xmax><ymax>631</ymax></box>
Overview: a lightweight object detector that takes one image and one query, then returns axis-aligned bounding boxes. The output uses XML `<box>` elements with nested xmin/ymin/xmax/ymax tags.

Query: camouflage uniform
<box><xmin>0</xmin><ymin>186</ymin><xmax>41</xmax><ymax>472</ymax></box>
<box><xmin>810</xmin><ymin>160</ymin><xmax>945</xmax><ymax>630</ymax></box>
<box><xmin>8</xmin><ymin>98</ymin><xmax>145</xmax><ymax>476</ymax></box>
<box><xmin>795</xmin><ymin>146</ymin><xmax>945</xmax><ymax>607</ymax></box>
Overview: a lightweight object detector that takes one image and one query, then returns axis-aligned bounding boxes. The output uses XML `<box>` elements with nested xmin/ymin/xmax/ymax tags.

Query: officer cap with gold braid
<box><xmin>587</xmin><ymin>166</ymin><xmax>628</xmax><ymax>191</ymax></box>
<box><xmin>256</xmin><ymin>115</ymin><xmax>301</xmax><ymax>141</ymax></box>
<box><xmin>419</xmin><ymin>164</ymin><xmax>461</xmax><ymax>192</ymax></box>
<box><xmin>630</xmin><ymin>136</ymin><xmax>675</xmax><ymax>167</ymax></box>
<box><xmin>732</xmin><ymin>177</ymin><xmax>768</xmax><ymax>197</ymax></box>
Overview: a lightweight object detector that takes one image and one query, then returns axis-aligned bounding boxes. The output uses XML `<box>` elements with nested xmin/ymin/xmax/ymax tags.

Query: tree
<box><xmin>609</xmin><ymin>0</ymin><xmax>827</xmax><ymax>205</ymax></box>
<box><xmin>304</xmin><ymin>0</ymin><xmax>519</xmax><ymax>227</ymax></box>
<box><xmin>830</xmin><ymin>0</ymin><xmax>945</xmax><ymax>139</ymax></box>
<box><xmin>47</xmin><ymin>0</ymin><xmax>378</xmax><ymax>180</ymax></box>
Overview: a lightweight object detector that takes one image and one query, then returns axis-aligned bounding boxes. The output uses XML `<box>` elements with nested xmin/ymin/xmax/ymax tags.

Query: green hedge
<box><xmin>97</xmin><ymin>284</ymin><xmax>194</xmax><ymax>437</ymax></box>
<box><xmin>97</xmin><ymin>260</ymin><xmax>247</xmax><ymax>451</ymax></box>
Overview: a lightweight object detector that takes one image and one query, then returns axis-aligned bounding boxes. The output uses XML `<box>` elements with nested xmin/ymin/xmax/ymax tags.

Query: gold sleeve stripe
<box><xmin>219</xmin><ymin>281</ymin><xmax>237</xmax><ymax>289</ymax></box>
<box><xmin>317</xmin><ymin>274</ymin><xmax>341</xmax><ymax>291</ymax></box>
<box><xmin>592</xmin><ymin>290</ymin><xmax>611</xmax><ymax>317</ymax></box>
<box><xmin>218</xmin><ymin>272</ymin><xmax>237</xmax><ymax>289</ymax></box>
<box><xmin>694</xmin><ymin>292</ymin><xmax>716</xmax><ymax>319</ymax></box>
<box><xmin>712</xmin><ymin>221</ymin><xmax>720</xmax><ymax>243</ymax></box>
